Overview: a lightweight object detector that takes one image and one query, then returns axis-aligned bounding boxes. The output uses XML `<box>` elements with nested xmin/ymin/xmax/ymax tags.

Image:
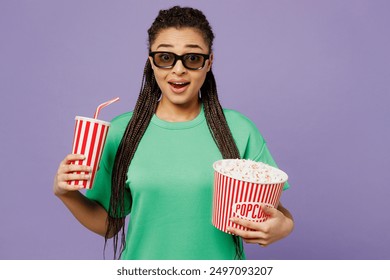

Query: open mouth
<box><xmin>168</xmin><ymin>81</ymin><xmax>190</xmax><ymax>89</ymax></box>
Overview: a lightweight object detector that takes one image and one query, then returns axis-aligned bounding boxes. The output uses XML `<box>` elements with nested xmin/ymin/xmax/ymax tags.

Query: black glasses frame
<box><xmin>149</xmin><ymin>51</ymin><xmax>210</xmax><ymax>70</ymax></box>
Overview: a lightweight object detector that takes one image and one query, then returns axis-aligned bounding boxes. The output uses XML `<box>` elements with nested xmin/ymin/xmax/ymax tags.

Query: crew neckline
<box><xmin>151</xmin><ymin>104</ymin><xmax>205</xmax><ymax>130</ymax></box>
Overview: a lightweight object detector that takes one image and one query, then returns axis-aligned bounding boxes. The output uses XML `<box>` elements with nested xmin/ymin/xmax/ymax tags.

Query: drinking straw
<box><xmin>93</xmin><ymin>97</ymin><xmax>120</xmax><ymax>119</ymax></box>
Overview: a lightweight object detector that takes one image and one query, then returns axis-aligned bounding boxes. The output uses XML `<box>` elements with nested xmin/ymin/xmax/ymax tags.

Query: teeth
<box><xmin>170</xmin><ymin>82</ymin><xmax>188</xmax><ymax>85</ymax></box>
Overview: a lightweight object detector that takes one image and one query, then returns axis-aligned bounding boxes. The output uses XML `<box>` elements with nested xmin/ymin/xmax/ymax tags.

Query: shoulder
<box><xmin>110</xmin><ymin>111</ymin><xmax>133</xmax><ymax>126</ymax></box>
<box><xmin>223</xmin><ymin>108</ymin><xmax>259</xmax><ymax>133</ymax></box>
<box><xmin>104</xmin><ymin>111</ymin><xmax>133</xmax><ymax>144</ymax></box>
<box><xmin>223</xmin><ymin>108</ymin><xmax>268</xmax><ymax>160</ymax></box>
<box><xmin>223</xmin><ymin>108</ymin><xmax>266</xmax><ymax>146</ymax></box>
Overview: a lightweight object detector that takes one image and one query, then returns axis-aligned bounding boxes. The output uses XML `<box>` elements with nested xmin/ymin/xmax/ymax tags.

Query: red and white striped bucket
<box><xmin>69</xmin><ymin>116</ymin><xmax>110</xmax><ymax>189</ymax></box>
<box><xmin>212</xmin><ymin>159</ymin><xmax>287</xmax><ymax>233</ymax></box>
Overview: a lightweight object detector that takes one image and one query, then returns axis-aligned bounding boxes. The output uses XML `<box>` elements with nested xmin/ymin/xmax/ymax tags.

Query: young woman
<box><xmin>53</xmin><ymin>6</ymin><xmax>294</xmax><ymax>260</ymax></box>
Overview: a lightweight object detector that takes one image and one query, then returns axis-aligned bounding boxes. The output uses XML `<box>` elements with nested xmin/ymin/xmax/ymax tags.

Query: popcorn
<box><xmin>213</xmin><ymin>159</ymin><xmax>287</xmax><ymax>184</ymax></box>
<box><xmin>212</xmin><ymin>159</ymin><xmax>288</xmax><ymax>233</ymax></box>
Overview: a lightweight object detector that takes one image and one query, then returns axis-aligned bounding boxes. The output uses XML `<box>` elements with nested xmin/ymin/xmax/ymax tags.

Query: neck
<box><xmin>156</xmin><ymin>98</ymin><xmax>201</xmax><ymax>122</ymax></box>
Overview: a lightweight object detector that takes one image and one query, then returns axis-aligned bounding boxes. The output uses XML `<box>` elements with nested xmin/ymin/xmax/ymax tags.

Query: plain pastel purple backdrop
<box><xmin>0</xmin><ymin>0</ymin><xmax>389</xmax><ymax>260</ymax></box>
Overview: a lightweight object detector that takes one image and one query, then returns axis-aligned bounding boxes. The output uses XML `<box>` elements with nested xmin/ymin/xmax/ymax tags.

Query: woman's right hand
<box><xmin>53</xmin><ymin>154</ymin><xmax>92</xmax><ymax>196</ymax></box>
<box><xmin>53</xmin><ymin>154</ymin><xmax>109</xmax><ymax>237</ymax></box>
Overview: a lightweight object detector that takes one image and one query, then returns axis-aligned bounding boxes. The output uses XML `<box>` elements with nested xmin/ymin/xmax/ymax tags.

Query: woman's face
<box><xmin>149</xmin><ymin>27</ymin><xmax>213</xmax><ymax>110</ymax></box>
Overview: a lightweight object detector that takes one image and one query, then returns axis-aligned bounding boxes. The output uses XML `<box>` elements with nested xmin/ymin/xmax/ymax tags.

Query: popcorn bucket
<box><xmin>212</xmin><ymin>159</ymin><xmax>288</xmax><ymax>233</ymax></box>
<box><xmin>69</xmin><ymin>116</ymin><xmax>110</xmax><ymax>189</ymax></box>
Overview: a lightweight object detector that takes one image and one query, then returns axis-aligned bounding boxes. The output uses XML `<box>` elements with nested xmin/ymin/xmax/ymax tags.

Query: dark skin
<box><xmin>227</xmin><ymin>203</ymin><xmax>294</xmax><ymax>247</ymax></box>
<box><xmin>53</xmin><ymin>154</ymin><xmax>113</xmax><ymax>237</ymax></box>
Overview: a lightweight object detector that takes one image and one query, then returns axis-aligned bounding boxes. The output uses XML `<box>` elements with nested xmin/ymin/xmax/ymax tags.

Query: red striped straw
<box><xmin>93</xmin><ymin>97</ymin><xmax>120</xmax><ymax>119</ymax></box>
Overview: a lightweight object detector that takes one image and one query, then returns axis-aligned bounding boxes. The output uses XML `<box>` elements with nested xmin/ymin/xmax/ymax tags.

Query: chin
<box><xmin>165</xmin><ymin>93</ymin><xmax>198</xmax><ymax>105</ymax></box>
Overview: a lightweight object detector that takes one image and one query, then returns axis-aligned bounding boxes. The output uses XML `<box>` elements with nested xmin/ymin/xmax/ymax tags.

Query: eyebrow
<box><xmin>156</xmin><ymin>44</ymin><xmax>204</xmax><ymax>50</ymax></box>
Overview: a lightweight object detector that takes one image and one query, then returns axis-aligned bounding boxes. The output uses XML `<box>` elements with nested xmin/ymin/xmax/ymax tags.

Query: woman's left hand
<box><xmin>226</xmin><ymin>204</ymin><xmax>294</xmax><ymax>247</ymax></box>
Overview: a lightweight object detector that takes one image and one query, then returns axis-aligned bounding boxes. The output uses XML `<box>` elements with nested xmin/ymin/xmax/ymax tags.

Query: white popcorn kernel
<box><xmin>214</xmin><ymin>159</ymin><xmax>288</xmax><ymax>184</ymax></box>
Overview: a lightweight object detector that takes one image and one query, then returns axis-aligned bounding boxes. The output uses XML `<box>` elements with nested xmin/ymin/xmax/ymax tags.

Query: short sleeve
<box><xmin>224</xmin><ymin>109</ymin><xmax>290</xmax><ymax>191</ymax></box>
<box><xmin>253</xmin><ymin>143</ymin><xmax>290</xmax><ymax>191</ymax></box>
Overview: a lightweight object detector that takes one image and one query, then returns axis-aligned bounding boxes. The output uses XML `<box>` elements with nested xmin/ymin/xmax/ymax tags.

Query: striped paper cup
<box><xmin>69</xmin><ymin>116</ymin><xmax>110</xmax><ymax>189</ymax></box>
<box><xmin>212</xmin><ymin>159</ymin><xmax>288</xmax><ymax>233</ymax></box>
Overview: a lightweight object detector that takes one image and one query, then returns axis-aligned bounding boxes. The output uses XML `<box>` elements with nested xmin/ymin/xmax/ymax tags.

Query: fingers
<box><xmin>57</xmin><ymin>155</ymin><xmax>92</xmax><ymax>181</ymax></box>
<box><xmin>57</xmin><ymin>157</ymin><xmax>91</xmax><ymax>182</ymax></box>
<box><xmin>57</xmin><ymin>171</ymin><xmax>91</xmax><ymax>183</ymax></box>
<box><xmin>229</xmin><ymin>217</ymin><xmax>270</xmax><ymax>232</ymax></box>
<box><xmin>57</xmin><ymin>181</ymin><xmax>86</xmax><ymax>192</ymax></box>
<box><xmin>227</xmin><ymin>206</ymin><xmax>288</xmax><ymax>247</ymax></box>
<box><xmin>228</xmin><ymin>217</ymin><xmax>268</xmax><ymax>235</ymax></box>
<box><xmin>227</xmin><ymin>216</ymin><xmax>273</xmax><ymax>247</ymax></box>
<box><xmin>261</xmin><ymin>204</ymin><xmax>278</xmax><ymax>216</ymax></box>
<box><xmin>61</xmin><ymin>154</ymin><xmax>86</xmax><ymax>165</ymax></box>
<box><xmin>54</xmin><ymin>154</ymin><xmax>91</xmax><ymax>196</ymax></box>
<box><xmin>58</xmin><ymin>162</ymin><xmax>91</xmax><ymax>175</ymax></box>
<box><xmin>58</xmin><ymin>154</ymin><xmax>90</xmax><ymax>171</ymax></box>
<box><xmin>226</xmin><ymin>224</ymin><xmax>269</xmax><ymax>246</ymax></box>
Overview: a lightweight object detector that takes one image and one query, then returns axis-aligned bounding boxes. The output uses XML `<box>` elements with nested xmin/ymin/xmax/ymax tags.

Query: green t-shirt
<box><xmin>86</xmin><ymin>106</ymin><xmax>289</xmax><ymax>260</ymax></box>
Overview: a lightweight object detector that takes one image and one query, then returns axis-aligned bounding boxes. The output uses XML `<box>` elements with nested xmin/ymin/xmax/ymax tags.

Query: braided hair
<box><xmin>106</xmin><ymin>6</ymin><xmax>243</xmax><ymax>259</ymax></box>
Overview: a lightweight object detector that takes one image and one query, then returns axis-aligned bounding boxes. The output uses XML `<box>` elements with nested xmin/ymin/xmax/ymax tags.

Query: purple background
<box><xmin>0</xmin><ymin>0</ymin><xmax>389</xmax><ymax>260</ymax></box>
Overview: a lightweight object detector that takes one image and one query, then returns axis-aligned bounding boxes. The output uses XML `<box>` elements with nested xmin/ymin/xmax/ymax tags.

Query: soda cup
<box><xmin>69</xmin><ymin>116</ymin><xmax>110</xmax><ymax>189</ymax></box>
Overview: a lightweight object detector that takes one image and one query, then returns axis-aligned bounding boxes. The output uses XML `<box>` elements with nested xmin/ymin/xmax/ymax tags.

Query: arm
<box><xmin>53</xmin><ymin>154</ymin><xmax>118</xmax><ymax>238</ymax></box>
<box><xmin>55</xmin><ymin>189</ymin><xmax>110</xmax><ymax>237</ymax></box>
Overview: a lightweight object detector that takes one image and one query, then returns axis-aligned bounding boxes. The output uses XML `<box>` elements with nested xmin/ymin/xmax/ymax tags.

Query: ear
<box><xmin>149</xmin><ymin>56</ymin><xmax>155</xmax><ymax>70</ymax></box>
<box><xmin>207</xmin><ymin>53</ymin><xmax>214</xmax><ymax>72</ymax></box>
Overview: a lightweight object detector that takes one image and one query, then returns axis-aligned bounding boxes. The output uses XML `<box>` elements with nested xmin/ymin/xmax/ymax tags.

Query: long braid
<box><xmin>202</xmin><ymin>71</ymin><xmax>240</xmax><ymax>158</ymax></box>
<box><xmin>106</xmin><ymin>59</ymin><xmax>159</xmax><ymax>259</ymax></box>
<box><xmin>201</xmin><ymin>70</ymin><xmax>244</xmax><ymax>260</ymax></box>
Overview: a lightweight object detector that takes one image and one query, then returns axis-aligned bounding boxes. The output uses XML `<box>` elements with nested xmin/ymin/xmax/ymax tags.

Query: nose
<box><xmin>172</xmin><ymin>58</ymin><xmax>187</xmax><ymax>75</ymax></box>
